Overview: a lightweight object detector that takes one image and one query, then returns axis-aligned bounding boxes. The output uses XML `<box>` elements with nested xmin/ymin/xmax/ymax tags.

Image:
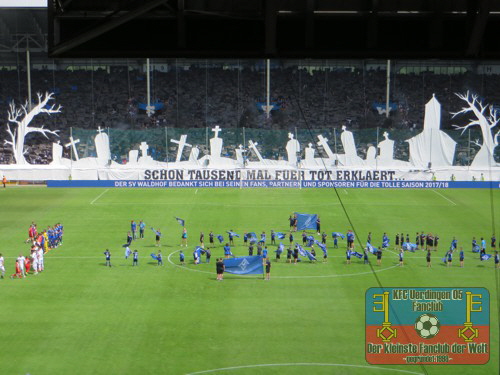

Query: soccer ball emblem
<box><xmin>415</xmin><ymin>313</ymin><xmax>440</xmax><ymax>339</ymax></box>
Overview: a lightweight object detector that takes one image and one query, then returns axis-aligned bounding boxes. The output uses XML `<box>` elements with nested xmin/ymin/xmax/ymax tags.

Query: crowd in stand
<box><xmin>0</xmin><ymin>63</ymin><xmax>498</xmax><ymax>165</ymax></box>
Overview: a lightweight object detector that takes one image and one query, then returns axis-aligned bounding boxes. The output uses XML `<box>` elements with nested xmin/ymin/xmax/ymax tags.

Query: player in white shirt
<box><xmin>37</xmin><ymin>247</ymin><xmax>44</xmax><ymax>272</ymax></box>
<box><xmin>17</xmin><ymin>254</ymin><xmax>26</xmax><ymax>277</ymax></box>
<box><xmin>31</xmin><ymin>248</ymin><xmax>39</xmax><ymax>274</ymax></box>
<box><xmin>0</xmin><ymin>253</ymin><xmax>5</xmax><ymax>278</ymax></box>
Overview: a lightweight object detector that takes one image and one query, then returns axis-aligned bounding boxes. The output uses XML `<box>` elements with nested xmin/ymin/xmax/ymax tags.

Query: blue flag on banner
<box><xmin>402</xmin><ymin>242</ymin><xmax>417</xmax><ymax>252</ymax></box>
<box><xmin>294</xmin><ymin>213</ymin><xmax>318</xmax><ymax>230</ymax></box>
<box><xmin>332</xmin><ymin>232</ymin><xmax>346</xmax><ymax>239</ymax></box>
<box><xmin>223</xmin><ymin>256</ymin><xmax>264</xmax><ymax>275</ymax></box>
<box><xmin>276</xmin><ymin>232</ymin><xmax>286</xmax><ymax>239</ymax></box>
<box><xmin>175</xmin><ymin>217</ymin><xmax>185</xmax><ymax>227</ymax></box>
<box><xmin>226</xmin><ymin>231</ymin><xmax>240</xmax><ymax>238</ymax></box>
<box><xmin>472</xmin><ymin>245</ymin><xmax>480</xmax><ymax>253</ymax></box>
<box><xmin>366</xmin><ymin>242</ymin><xmax>378</xmax><ymax>255</ymax></box>
<box><xmin>217</xmin><ymin>235</ymin><xmax>224</xmax><ymax>243</ymax></box>
<box><xmin>481</xmin><ymin>254</ymin><xmax>492</xmax><ymax>261</ymax></box>
<box><xmin>247</xmin><ymin>232</ymin><xmax>257</xmax><ymax>244</ymax></box>
<box><xmin>195</xmin><ymin>246</ymin><xmax>206</xmax><ymax>255</ymax></box>
<box><xmin>350</xmin><ymin>251</ymin><xmax>363</xmax><ymax>259</ymax></box>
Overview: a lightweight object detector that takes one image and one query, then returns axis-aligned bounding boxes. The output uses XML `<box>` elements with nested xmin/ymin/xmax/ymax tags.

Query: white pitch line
<box><xmin>186</xmin><ymin>363</ymin><xmax>424</xmax><ymax>375</ymax></box>
<box><xmin>432</xmin><ymin>189</ymin><xmax>457</xmax><ymax>206</ymax></box>
<box><xmin>195</xmin><ymin>189</ymin><xmax>198</xmax><ymax>194</ymax></box>
<box><xmin>90</xmin><ymin>189</ymin><xmax>109</xmax><ymax>205</ymax></box>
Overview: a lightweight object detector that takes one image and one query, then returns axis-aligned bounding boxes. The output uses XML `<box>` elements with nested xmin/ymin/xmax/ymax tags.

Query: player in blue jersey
<box><xmin>346</xmin><ymin>249</ymin><xmax>351</xmax><ymax>265</ymax></box>
<box><xmin>181</xmin><ymin>228</ymin><xmax>188</xmax><ymax>247</ymax></box>
<box><xmin>450</xmin><ymin>237</ymin><xmax>458</xmax><ymax>251</ymax></box>
<box><xmin>480</xmin><ymin>237</ymin><xmax>487</xmax><ymax>260</ymax></box>
<box><xmin>492</xmin><ymin>235</ymin><xmax>497</xmax><ymax>250</ymax></box>
<box><xmin>399</xmin><ymin>249</ymin><xmax>404</xmax><ymax>266</ymax></box>
<box><xmin>179</xmin><ymin>250</ymin><xmax>185</xmax><ymax>265</ymax></box>
<box><xmin>347</xmin><ymin>230</ymin><xmax>355</xmax><ymax>250</ymax></box>
<box><xmin>459</xmin><ymin>247</ymin><xmax>464</xmax><ymax>267</ymax></box>
<box><xmin>156</xmin><ymin>250</ymin><xmax>163</xmax><ymax>266</ymax></box>
<box><xmin>262</xmin><ymin>246</ymin><xmax>268</xmax><ymax>259</ymax></box>
<box><xmin>139</xmin><ymin>220</ymin><xmax>145</xmax><ymax>239</ymax></box>
<box><xmin>223</xmin><ymin>243</ymin><xmax>232</xmax><ymax>259</ymax></box>
<box><xmin>131</xmin><ymin>220</ymin><xmax>137</xmax><ymax>240</ymax></box>
<box><xmin>270</xmin><ymin>230</ymin><xmax>276</xmax><ymax>245</ymax></box>
<box><xmin>495</xmin><ymin>251</ymin><xmax>499</xmax><ymax>269</ymax></box>
<box><xmin>228</xmin><ymin>230</ymin><xmax>234</xmax><ymax>246</ymax></box>
<box><xmin>426</xmin><ymin>249</ymin><xmax>431</xmax><ymax>268</ymax></box>
<box><xmin>289</xmin><ymin>232</ymin><xmax>294</xmax><ymax>246</ymax></box>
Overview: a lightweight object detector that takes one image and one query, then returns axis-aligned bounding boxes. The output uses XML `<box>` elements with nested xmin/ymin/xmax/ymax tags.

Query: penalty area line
<box><xmin>90</xmin><ymin>189</ymin><xmax>109</xmax><ymax>205</ymax></box>
<box><xmin>432</xmin><ymin>189</ymin><xmax>457</xmax><ymax>206</ymax></box>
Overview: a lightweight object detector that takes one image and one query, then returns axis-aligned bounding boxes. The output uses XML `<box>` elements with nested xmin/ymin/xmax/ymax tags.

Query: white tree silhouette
<box><xmin>452</xmin><ymin>91</ymin><xmax>499</xmax><ymax>166</ymax></box>
<box><xmin>4</xmin><ymin>92</ymin><xmax>62</xmax><ymax>164</ymax></box>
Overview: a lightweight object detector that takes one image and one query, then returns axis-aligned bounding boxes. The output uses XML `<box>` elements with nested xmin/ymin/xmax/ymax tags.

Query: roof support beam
<box><xmin>466</xmin><ymin>0</ymin><xmax>491</xmax><ymax>56</ymax></box>
<box><xmin>50</xmin><ymin>0</ymin><xmax>167</xmax><ymax>57</ymax></box>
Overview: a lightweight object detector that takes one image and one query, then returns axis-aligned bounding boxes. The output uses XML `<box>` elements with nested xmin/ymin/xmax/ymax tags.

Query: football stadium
<box><xmin>0</xmin><ymin>1</ymin><xmax>499</xmax><ymax>375</ymax></box>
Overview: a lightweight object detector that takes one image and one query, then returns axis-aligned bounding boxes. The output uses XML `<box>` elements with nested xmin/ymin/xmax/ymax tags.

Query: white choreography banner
<box><xmin>143</xmin><ymin>169</ymin><xmax>398</xmax><ymax>181</ymax></box>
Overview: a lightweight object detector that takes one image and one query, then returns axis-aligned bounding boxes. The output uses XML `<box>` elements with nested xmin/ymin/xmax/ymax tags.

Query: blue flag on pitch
<box><xmin>195</xmin><ymin>246</ymin><xmax>206</xmax><ymax>255</ymax></box>
<box><xmin>294</xmin><ymin>213</ymin><xmax>318</xmax><ymax>230</ymax></box>
<box><xmin>350</xmin><ymin>251</ymin><xmax>363</xmax><ymax>259</ymax></box>
<box><xmin>175</xmin><ymin>217</ymin><xmax>185</xmax><ymax>227</ymax></box>
<box><xmin>223</xmin><ymin>256</ymin><xmax>264</xmax><ymax>275</ymax></box>
<box><xmin>332</xmin><ymin>232</ymin><xmax>346</xmax><ymax>239</ymax></box>
<box><xmin>472</xmin><ymin>245</ymin><xmax>480</xmax><ymax>253</ymax></box>
<box><xmin>402</xmin><ymin>242</ymin><xmax>417</xmax><ymax>252</ymax></box>
<box><xmin>306</xmin><ymin>236</ymin><xmax>315</xmax><ymax>247</ymax></box>
<box><xmin>226</xmin><ymin>231</ymin><xmax>240</xmax><ymax>238</ymax></box>
<box><xmin>314</xmin><ymin>240</ymin><xmax>326</xmax><ymax>252</ymax></box>
<box><xmin>217</xmin><ymin>235</ymin><xmax>224</xmax><ymax>243</ymax></box>
<box><xmin>382</xmin><ymin>238</ymin><xmax>390</xmax><ymax>248</ymax></box>
<box><xmin>247</xmin><ymin>232</ymin><xmax>257</xmax><ymax>244</ymax></box>
<box><xmin>276</xmin><ymin>232</ymin><xmax>286</xmax><ymax>239</ymax></box>
<box><xmin>275</xmin><ymin>242</ymin><xmax>285</xmax><ymax>254</ymax></box>
<box><xmin>150</xmin><ymin>253</ymin><xmax>158</xmax><ymax>260</ymax></box>
<box><xmin>366</xmin><ymin>242</ymin><xmax>378</xmax><ymax>255</ymax></box>
<box><xmin>481</xmin><ymin>254</ymin><xmax>492</xmax><ymax>261</ymax></box>
<box><xmin>295</xmin><ymin>243</ymin><xmax>308</xmax><ymax>257</ymax></box>
<box><xmin>304</xmin><ymin>249</ymin><xmax>316</xmax><ymax>261</ymax></box>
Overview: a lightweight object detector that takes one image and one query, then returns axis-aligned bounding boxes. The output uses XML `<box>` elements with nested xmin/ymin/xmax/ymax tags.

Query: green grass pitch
<box><xmin>0</xmin><ymin>187</ymin><xmax>498</xmax><ymax>375</ymax></box>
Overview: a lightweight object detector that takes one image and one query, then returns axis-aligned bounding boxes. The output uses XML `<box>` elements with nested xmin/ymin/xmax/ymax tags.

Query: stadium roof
<box><xmin>2</xmin><ymin>0</ymin><xmax>500</xmax><ymax>59</ymax></box>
